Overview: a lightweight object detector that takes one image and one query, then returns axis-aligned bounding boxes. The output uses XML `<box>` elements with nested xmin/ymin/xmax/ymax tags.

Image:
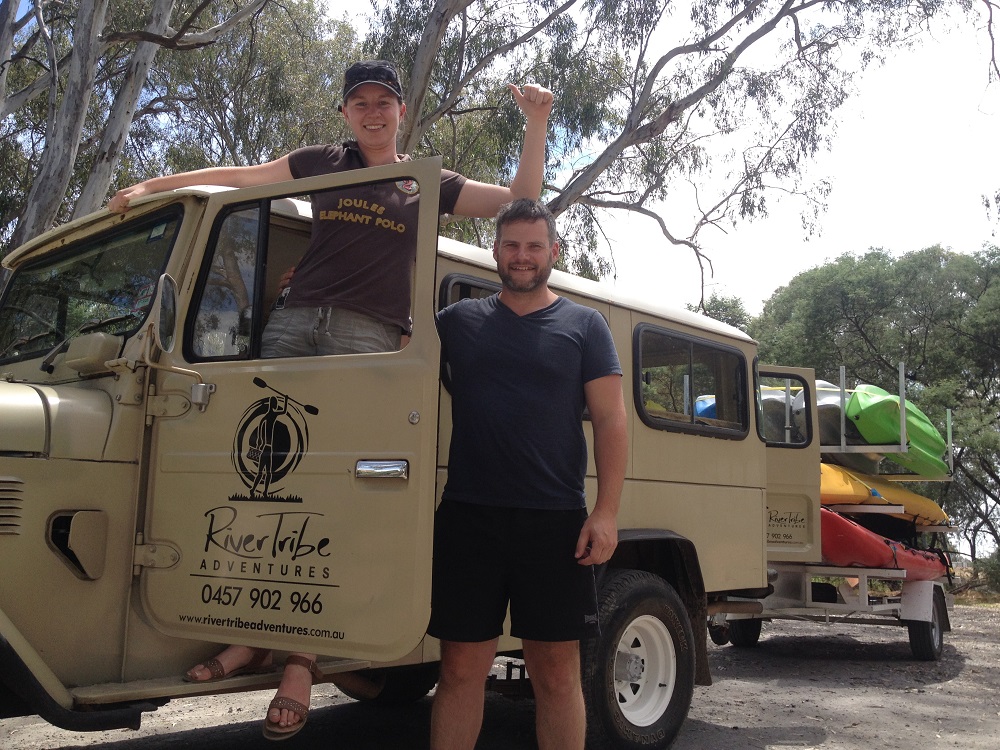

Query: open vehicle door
<box><xmin>139</xmin><ymin>159</ymin><xmax>443</xmax><ymax>662</ymax></box>
<box><xmin>758</xmin><ymin>365</ymin><xmax>821</xmax><ymax>563</ymax></box>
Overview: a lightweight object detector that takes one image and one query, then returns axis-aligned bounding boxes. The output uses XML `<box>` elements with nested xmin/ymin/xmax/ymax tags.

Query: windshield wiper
<box><xmin>39</xmin><ymin>312</ymin><xmax>139</xmax><ymax>373</ymax></box>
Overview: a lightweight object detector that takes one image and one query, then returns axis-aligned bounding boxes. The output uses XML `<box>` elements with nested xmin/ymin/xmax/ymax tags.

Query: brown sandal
<box><xmin>262</xmin><ymin>655</ymin><xmax>323</xmax><ymax>741</ymax></box>
<box><xmin>182</xmin><ymin>646</ymin><xmax>271</xmax><ymax>683</ymax></box>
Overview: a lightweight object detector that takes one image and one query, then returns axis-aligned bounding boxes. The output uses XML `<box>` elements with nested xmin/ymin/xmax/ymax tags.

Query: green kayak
<box><xmin>846</xmin><ymin>384</ymin><xmax>949</xmax><ymax>477</ymax></box>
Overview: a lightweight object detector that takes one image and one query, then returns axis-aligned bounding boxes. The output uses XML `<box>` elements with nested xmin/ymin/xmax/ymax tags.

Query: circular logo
<box><xmin>396</xmin><ymin>179</ymin><xmax>420</xmax><ymax>195</ymax></box>
<box><xmin>232</xmin><ymin>396</ymin><xmax>310</xmax><ymax>496</ymax></box>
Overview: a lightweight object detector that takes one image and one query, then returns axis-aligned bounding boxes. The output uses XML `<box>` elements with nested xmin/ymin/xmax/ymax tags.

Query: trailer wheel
<box><xmin>581</xmin><ymin>570</ymin><xmax>695</xmax><ymax>750</ymax></box>
<box><xmin>334</xmin><ymin>663</ymin><xmax>439</xmax><ymax>705</ymax></box>
<box><xmin>907</xmin><ymin>589</ymin><xmax>945</xmax><ymax>661</ymax></box>
<box><xmin>727</xmin><ymin>618</ymin><xmax>762</xmax><ymax>648</ymax></box>
<box><xmin>708</xmin><ymin>622</ymin><xmax>730</xmax><ymax>645</ymax></box>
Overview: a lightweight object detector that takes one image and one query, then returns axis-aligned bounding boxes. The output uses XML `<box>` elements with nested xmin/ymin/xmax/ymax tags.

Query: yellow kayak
<box><xmin>819</xmin><ymin>463</ymin><xmax>948</xmax><ymax>526</ymax></box>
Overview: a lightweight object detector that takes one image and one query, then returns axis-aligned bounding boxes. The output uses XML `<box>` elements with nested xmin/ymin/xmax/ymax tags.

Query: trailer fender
<box><xmin>900</xmin><ymin>581</ymin><xmax>951</xmax><ymax>631</ymax></box>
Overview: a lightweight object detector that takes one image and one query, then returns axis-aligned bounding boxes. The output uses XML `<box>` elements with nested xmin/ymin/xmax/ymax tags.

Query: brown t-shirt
<box><xmin>286</xmin><ymin>142</ymin><xmax>467</xmax><ymax>333</ymax></box>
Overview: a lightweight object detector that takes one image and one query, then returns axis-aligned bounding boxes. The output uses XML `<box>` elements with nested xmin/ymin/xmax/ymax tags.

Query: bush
<box><xmin>980</xmin><ymin>551</ymin><xmax>1000</xmax><ymax>594</ymax></box>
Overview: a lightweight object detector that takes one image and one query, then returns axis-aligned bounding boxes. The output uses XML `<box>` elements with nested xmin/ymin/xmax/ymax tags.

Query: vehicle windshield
<box><xmin>0</xmin><ymin>211</ymin><xmax>181</xmax><ymax>364</ymax></box>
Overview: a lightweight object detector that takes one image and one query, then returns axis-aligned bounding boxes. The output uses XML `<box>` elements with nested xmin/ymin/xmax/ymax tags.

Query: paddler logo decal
<box><xmin>230</xmin><ymin>377</ymin><xmax>319</xmax><ymax>502</ymax></box>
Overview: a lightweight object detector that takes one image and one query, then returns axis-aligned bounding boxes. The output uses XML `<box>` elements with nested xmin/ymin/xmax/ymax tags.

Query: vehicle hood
<box><xmin>0</xmin><ymin>382</ymin><xmax>113</xmax><ymax>460</ymax></box>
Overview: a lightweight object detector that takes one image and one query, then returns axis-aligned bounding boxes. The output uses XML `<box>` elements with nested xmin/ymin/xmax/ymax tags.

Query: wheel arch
<box><xmin>602</xmin><ymin>529</ymin><xmax>711</xmax><ymax>686</ymax></box>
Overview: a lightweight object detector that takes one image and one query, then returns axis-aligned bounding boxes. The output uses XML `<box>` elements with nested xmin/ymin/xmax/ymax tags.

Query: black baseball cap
<box><xmin>342</xmin><ymin>60</ymin><xmax>404</xmax><ymax>102</ymax></box>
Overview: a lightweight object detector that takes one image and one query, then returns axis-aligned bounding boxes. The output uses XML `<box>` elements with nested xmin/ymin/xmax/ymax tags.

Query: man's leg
<box><xmin>430</xmin><ymin>638</ymin><xmax>499</xmax><ymax>750</ymax></box>
<box><xmin>521</xmin><ymin>639</ymin><xmax>585</xmax><ymax>750</ymax></box>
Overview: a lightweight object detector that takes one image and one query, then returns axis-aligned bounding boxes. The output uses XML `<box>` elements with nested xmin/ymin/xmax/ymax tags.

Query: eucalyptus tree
<box><xmin>0</xmin><ymin>0</ymin><xmax>273</xmax><ymax>251</ymax></box>
<box><xmin>145</xmin><ymin>0</ymin><xmax>359</xmax><ymax>175</ymax></box>
<box><xmin>686</xmin><ymin>292</ymin><xmax>751</xmax><ymax>332</ymax></box>
<box><xmin>362</xmin><ymin>0</ymin><xmax>996</xmax><ymax>285</ymax></box>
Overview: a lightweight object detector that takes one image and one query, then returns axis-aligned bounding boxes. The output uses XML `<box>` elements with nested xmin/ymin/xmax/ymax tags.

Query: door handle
<box><xmin>355</xmin><ymin>460</ymin><xmax>409</xmax><ymax>479</ymax></box>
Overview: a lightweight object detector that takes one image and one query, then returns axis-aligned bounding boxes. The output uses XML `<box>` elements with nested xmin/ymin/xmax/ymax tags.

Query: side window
<box><xmin>636</xmin><ymin>324</ymin><xmax>748</xmax><ymax>437</ymax></box>
<box><xmin>190</xmin><ymin>206</ymin><xmax>261</xmax><ymax>359</ymax></box>
<box><xmin>439</xmin><ymin>274</ymin><xmax>500</xmax><ymax>308</ymax></box>
<box><xmin>758</xmin><ymin>373</ymin><xmax>810</xmax><ymax>446</ymax></box>
<box><xmin>187</xmin><ymin>176</ymin><xmax>425</xmax><ymax>362</ymax></box>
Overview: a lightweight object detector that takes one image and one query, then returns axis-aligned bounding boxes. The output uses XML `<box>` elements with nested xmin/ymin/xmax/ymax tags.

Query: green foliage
<box><xmin>687</xmin><ymin>293</ymin><xmax>751</xmax><ymax>332</ymax></box>
<box><xmin>139</xmin><ymin>1</ymin><xmax>360</xmax><ymax>176</ymax></box>
<box><xmin>980</xmin><ymin>550</ymin><xmax>1000</xmax><ymax>594</ymax></box>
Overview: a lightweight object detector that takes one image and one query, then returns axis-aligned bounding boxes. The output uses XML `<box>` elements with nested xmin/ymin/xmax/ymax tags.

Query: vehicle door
<box><xmin>140</xmin><ymin>159</ymin><xmax>443</xmax><ymax>662</ymax></box>
<box><xmin>758</xmin><ymin>365</ymin><xmax>821</xmax><ymax>563</ymax></box>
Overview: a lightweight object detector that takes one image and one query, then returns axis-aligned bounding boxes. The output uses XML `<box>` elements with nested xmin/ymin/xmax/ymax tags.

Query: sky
<box><xmin>606</xmin><ymin>27</ymin><xmax>1000</xmax><ymax>314</ymax></box>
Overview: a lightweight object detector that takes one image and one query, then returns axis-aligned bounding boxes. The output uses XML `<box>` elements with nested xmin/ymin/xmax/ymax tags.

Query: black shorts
<box><xmin>427</xmin><ymin>499</ymin><xmax>599</xmax><ymax>642</ymax></box>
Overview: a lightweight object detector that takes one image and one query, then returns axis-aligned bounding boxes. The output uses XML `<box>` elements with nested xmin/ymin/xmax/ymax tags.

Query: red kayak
<box><xmin>820</xmin><ymin>508</ymin><xmax>949</xmax><ymax>580</ymax></box>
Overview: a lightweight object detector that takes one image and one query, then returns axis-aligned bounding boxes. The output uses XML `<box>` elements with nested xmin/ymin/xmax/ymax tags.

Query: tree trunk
<box><xmin>75</xmin><ymin>0</ymin><xmax>176</xmax><ymax>218</ymax></box>
<box><xmin>11</xmin><ymin>0</ymin><xmax>109</xmax><ymax>248</ymax></box>
<box><xmin>399</xmin><ymin>0</ymin><xmax>472</xmax><ymax>154</ymax></box>
<box><xmin>0</xmin><ymin>0</ymin><xmax>20</xmax><ymax>105</ymax></box>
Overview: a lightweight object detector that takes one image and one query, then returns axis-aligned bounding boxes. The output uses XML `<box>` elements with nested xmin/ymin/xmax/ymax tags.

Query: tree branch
<box><xmin>102</xmin><ymin>0</ymin><xmax>271</xmax><ymax>51</ymax></box>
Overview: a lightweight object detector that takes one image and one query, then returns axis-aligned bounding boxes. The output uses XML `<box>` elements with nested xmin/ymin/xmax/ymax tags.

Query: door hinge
<box><xmin>133</xmin><ymin>541</ymin><xmax>181</xmax><ymax>573</ymax></box>
<box><xmin>145</xmin><ymin>391</ymin><xmax>192</xmax><ymax>420</ymax></box>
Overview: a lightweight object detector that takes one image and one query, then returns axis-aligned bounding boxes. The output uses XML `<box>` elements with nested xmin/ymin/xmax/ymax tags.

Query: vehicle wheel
<box><xmin>727</xmin><ymin>618</ymin><xmax>762</xmax><ymax>648</ymax></box>
<box><xmin>333</xmin><ymin>663</ymin><xmax>439</xmax><ymax>705</ymax></box>
<box><xmin>907</xmin><ymin>589</ymin><xmax>945</xmax><ymax>661</ymax></box>
<box><xmin>581</xmin><ymin>569</ymin><xmax>695</xmax><ymax>750</ymax></box>
<box><xmin>708</xmin><ymin>622</ymin><xmax>730</xmax><ymax>646</ymax></box>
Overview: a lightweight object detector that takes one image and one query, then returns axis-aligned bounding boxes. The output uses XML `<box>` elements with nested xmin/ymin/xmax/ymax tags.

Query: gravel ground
<box><xmin>3</xmin><ymin>604</ymin><xmax>998</xmax><ymax>749</ymax></box>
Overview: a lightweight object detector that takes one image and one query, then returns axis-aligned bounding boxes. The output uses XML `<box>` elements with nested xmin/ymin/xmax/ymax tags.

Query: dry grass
<box><xmin>954</xmin><ymin>589</ymin><xmax>1000</xmax><ymax>606</ymax></box>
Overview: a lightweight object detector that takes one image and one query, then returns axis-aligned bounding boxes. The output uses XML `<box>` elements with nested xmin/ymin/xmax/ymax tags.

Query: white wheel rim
<box><xmin>613</xmin><ymin>614</ymin><xmax>677</xmax><ymax>726</ymax></box>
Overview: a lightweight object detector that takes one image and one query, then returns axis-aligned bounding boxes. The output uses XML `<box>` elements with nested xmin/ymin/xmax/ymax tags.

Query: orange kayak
<box><xmin>820</xmin><ymin>508</ymin><xmax>949</xmax><ymax>580</ymax></box>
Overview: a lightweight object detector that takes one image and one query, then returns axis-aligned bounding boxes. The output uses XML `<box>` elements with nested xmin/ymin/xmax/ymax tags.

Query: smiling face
<box><xmin>340</xmin><ymin>83</ymin><xmax>406</xmax><ymax>156</ymax></box>
<box><xmin>493</xmin><ymin>218</ymin><xmax>559</xmax><ymax>294</ymax></box>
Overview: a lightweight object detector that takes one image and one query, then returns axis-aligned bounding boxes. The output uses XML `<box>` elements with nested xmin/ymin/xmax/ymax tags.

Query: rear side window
<box><xmin>635</xmin><ymin>324</ymin><xmax>748</xmax><ymax>438</ymax></box>
<box><xmin>438</xmin><ymin>274</ymin><xmax>500</xmax><ymax>308</ymax></box>
<box><xmin>757</xmin><ymin>373</ymin><xmax>811</xmax><ymax>446</ymax></box>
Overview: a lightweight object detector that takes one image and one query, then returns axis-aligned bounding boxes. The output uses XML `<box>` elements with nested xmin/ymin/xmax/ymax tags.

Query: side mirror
<box><xmin>153</xmin><ymin>273</ymin><xmax>178</xmax><ymax>354</ymax></box>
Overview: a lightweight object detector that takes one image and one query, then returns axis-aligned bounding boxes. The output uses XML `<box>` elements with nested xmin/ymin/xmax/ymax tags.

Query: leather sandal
<box><xmin>262</xmin><ymin>655</ymin><xmax>323</xmax><ymax>741</ymax></box>
<box><xmin>182</xmin><ymin>646</ymin><xmax>272</xmax><ymax>683</ymax></box>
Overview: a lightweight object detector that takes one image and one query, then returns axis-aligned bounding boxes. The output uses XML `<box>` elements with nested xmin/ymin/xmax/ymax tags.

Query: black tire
<box><xmin>727</xmin><ymin>618</ymin><xmax>762</xmax><ymax>648</ymax></box>
<box><xmin>907</xmin><ymin>588</ymin><xmax>945</xmax><ymax>661</ymax></box>
<box><xmin>0</xmin><ymin>683</ymin><xmax>29</xmax><ymax>720</ymax></box>
<box><xmin>708</xmin><ymin>623</ymin><xmax>730</xmax><ymax>646</ymax></box>
<box><xmin>581</xmin><ymin>570</ymin><xmax>695</xmax><ymax>750</ymax></box>
<box><xmin>335</xmin><ymin>663</ymin><xmax>440</xmax><ymax>705</ymax></box>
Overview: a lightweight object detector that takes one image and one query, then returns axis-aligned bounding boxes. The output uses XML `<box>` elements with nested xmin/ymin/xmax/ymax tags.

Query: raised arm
<box><xmin>107</xmin><ymin>156</ymin><xmax>295</xmax><ymax>213</ymax></box>
<box><xmin>576</xmin><ymin>373</ymin><xmax>628</xmax><ymax>566</ymax></box>
<box><xmin>451</xmin><ymin>83</ymin><xmax>553</xmax><ymax>218</ymax></box>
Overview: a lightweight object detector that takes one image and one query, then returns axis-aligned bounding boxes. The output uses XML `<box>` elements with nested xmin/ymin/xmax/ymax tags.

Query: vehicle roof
<box><xmin>4</xmin><ymin>187</ymin><xmax>753</xmax><ymax>345</ymax></box>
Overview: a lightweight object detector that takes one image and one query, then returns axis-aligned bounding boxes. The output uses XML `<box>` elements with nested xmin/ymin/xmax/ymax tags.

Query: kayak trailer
<box><xmin>710</xmin><ymin>563</ymin><xmax>953</xmax><ymax>661</ymax></box>
<box><xmin>710</xmin><ymin>362</ymin><xmax>955</xmax><ymax>662</ymax></box>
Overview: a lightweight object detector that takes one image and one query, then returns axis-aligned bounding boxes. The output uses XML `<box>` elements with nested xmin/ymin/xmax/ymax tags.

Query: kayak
<box><xmin>845</xmin><ymin>384</ymin><xmax>948</xmax><ymax>477</ymax></box>
<box><xmin>793</xmin><ymin>380</ymin><xmax>882</xmax><ymax>474</ymax></box>
<box><xmin>759</xmin><ymin>386</ymin><xmax>800</xmax><ymax>442</ymax></box>
<box><xmin>819</xmin><ymin>463</ymin><xmax>949</xmax><ymax>526</ymax></box>
<box><xmin>820</xmin><ymin>507</ymin><xmax>950</xmax><ymax>580</ymax></box>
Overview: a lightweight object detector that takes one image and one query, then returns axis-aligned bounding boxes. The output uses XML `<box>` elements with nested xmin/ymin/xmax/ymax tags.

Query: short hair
<box><xmin>495</xmin><ymin>199</ymin><xmax>557</xmax><ymax>246</ymax></box>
